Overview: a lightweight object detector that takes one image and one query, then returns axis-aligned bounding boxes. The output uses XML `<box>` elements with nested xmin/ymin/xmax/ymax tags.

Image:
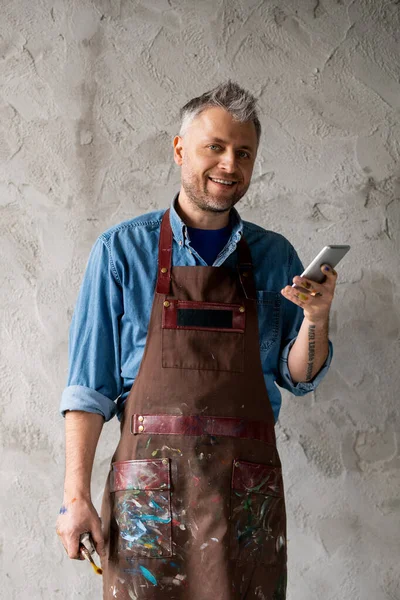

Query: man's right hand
<box><xmin>56</xmin><ymin>496</ymin><xmax>105</xmax><ymax>560</ymax></box>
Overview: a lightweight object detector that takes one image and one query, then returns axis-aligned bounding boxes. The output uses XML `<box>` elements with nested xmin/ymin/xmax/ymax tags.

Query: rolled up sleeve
<box><xmin>60</xmin><ymin>236</ymin><xmax>123</xmax><ymax>421</ymax></box>
<box><xmin>276</xmin><ymin>245</ymin><xmax>333</xmax><ymax>396</ymax></box>
<box><xmin>279</xmin><ymin>337</ymin><xmax>333</xmax><ymax>395</ymax></box>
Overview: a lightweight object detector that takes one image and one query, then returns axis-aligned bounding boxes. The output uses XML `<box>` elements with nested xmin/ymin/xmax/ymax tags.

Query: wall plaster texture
<box><xmin>0</xmin><ymin>0</ymin><xmax>399</xmax><ymax>598</ymax></box>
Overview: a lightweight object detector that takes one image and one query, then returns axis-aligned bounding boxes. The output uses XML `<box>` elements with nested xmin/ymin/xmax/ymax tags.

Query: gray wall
<box><xmin>1</xmin><ymin>0</ymin><xmax>399</xmax><ymax>598</ymax></box>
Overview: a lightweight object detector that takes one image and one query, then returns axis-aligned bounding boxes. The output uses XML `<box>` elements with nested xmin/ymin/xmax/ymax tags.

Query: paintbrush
<box><xmin>79</xmin><ymin>533</ymin><xmax>103</xmax><ymax>575</ymax></box>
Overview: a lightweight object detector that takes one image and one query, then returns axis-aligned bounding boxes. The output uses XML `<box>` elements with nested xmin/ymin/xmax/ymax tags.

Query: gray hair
<box><xmin>178</xmin><ymin>80</ymin><xmax>261</xmax><ymax>149</ymax></box>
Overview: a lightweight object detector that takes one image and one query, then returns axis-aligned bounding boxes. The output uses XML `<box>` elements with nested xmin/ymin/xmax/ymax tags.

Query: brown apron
<box><xmin>100</xmin><ymin>210</ymin><xmax>287</xmax><ymax>599</ymax></box>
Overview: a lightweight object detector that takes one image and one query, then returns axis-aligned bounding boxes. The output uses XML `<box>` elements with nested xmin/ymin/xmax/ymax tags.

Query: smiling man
<box><xmin>57</xmin><ymin>81</ymin><xmax>334</xmax><ymax>599</ymax></box>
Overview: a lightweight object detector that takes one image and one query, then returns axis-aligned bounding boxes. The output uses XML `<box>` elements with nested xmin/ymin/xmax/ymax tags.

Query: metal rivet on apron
<box><xmin>163</xmin><ymin>301</ymin><xmax>170</xmax><ymax>308</ymax></box>
<box><xmin>161</xmin><ymin>267</ymin><xmax>168</xmax><ymax>274</ymax></box>
<box><xmin>239</xmin><ymin>306</ymin><xmax>245</xmax><ymax>313</ymax></box>
<box><xmin>138</xmin><ymin>425</ymin><xmax>144</xmax><ymax>433</ymax></box>
<box><xmin>162</xmin><ymin>458</ymin><xmax>168</xmax><ymax>465</ymax></box>
<box><xmin>138</xmin><ymin>415</ymin><xmax>144</xmax><ymax>422</ymax></box>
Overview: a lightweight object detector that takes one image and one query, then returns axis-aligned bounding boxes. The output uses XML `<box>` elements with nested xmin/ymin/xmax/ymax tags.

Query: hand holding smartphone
<box><xmin>292</xmin><ymin>245</ymin><xmax>350</xmax><ymax>287</ymax></box>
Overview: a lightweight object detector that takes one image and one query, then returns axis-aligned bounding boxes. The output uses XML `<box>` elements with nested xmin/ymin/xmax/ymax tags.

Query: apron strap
<box><xmin>156</xmin><ymin>208</ymin><xmax>257</xmax><ymax>299</ymax></box>
<box><xmin>131</xmin><ymin>413</ymin><xmax>276</xmax><ymax>446</ymax></box>
<box><xmin>156</xmin><ymin>209</ymin><xmax>173</xmax><ymax>294</ymax></box>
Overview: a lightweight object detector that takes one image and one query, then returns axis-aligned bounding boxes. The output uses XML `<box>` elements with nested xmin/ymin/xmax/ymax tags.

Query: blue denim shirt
<box><xmin>60</xmin><ymin>193</ymin><xmax>332</xmax><ymax>423</ymax></box>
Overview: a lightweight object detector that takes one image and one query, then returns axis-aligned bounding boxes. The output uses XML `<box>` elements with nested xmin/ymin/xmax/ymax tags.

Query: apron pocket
<box><xmin>162</xmin><ymin>300</ymin><xmax>245</xmax><ymax>372</ymax></box>
<box><xmin>110</xmin><ymin>458</ymin><xmax>172</xmax><ymax>558</ymax></box>
<box><xmin>256</xmin><ymin>291</ymin><xmax>281</xmax><ymax>353</ymax></box>
<box><xmin>229</xmin><ymin>459</ymin><xmax>286</xmax><ymax>565</ymax></box>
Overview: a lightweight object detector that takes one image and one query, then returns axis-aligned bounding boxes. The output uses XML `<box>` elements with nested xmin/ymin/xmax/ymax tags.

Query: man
<box><xmin>57</xmin><ymin>81</ymin><xmax>335</xmax><ymax>599</ymax></box>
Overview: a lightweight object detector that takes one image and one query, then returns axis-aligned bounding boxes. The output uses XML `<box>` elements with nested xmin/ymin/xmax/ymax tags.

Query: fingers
<box><xmin>281</xmin><ymin>285</ymin><xmax>310</xmax><ymax>307</ymax></box>
<box><xmin>56</xmin><ymin>501</ymin><xmax>105</xmax><ymax>561</ymax></box>
<box><xmin>319</xmin><ymin>264</ymin><xmax>337</xmax><ymax>291</ymax></box>
<box><xmin>56</xmin><ymin>522</ymin><xmax>83</xmax><ymax>559</ymax></box>
<box><xmin>292</xmin><ymin>264</ymin><xmax>338</xmax><ymax>294</ymax></box>
<box><xmin>282</xmin><ymin>262</ymin><xmax>337</xmax><ymax>322</ymax></box>
<box><xmin>91</xmin><ymin>519</ymin><xmax>106</xmax><ymax>558</ymax></box>
<box><xmin>292</xmin><ymin>276</ymin><xmax>324</xmax><ymax>295</ymax></box>
<box><xmin>66</xmin><ymin>534</ymin><xmax>84</xmax><ymax>560</ymax></box>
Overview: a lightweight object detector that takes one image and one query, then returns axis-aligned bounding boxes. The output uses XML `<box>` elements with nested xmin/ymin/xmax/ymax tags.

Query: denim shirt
<box><xmin>60</xmin><ymin>193</ymin><xmax>333</xmax><ymax>423</ymax></box>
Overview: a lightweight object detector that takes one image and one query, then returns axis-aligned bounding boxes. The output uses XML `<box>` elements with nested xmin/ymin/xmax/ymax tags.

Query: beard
<box><xmin>181</xmin><ymin>169</ymin><xmax>249</xmax><ymax>214</ymax></box>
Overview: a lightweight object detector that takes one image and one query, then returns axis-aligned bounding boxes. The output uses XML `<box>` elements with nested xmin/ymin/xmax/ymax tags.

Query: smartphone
<box><xmin>292</xmin><ymin>245</ymin><xmax>350</xmax><ymax>285</ymax></box>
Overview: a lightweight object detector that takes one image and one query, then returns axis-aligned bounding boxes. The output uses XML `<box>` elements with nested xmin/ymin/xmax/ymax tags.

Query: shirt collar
<box><xmin>169</xmin><ymin>191</ymin><xmax>244</xmax><ymax>246</ymax></box>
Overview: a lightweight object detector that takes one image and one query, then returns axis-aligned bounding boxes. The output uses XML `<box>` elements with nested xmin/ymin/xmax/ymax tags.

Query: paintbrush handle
<box><xmin>80</xmin><ymin>544</ymin><xmax>103</xmax><ymax>575</ymax></box>
<box><xmin>79</xmin><ymin>532</ymin><xmax>96</xmax><ymax>554</ymax></box>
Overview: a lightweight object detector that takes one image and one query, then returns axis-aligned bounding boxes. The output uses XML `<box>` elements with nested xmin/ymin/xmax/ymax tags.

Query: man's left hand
<box><xmin>280</xmin><ymin>264</ymin><xmax>337</xmax><ymax>323</ymax></box>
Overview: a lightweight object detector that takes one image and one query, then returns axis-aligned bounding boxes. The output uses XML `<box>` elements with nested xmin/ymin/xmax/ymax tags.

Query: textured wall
<box><xmin>1</xmin><ymin>0</ymin><xmax>399</xmax><ymax>598</ymax></box>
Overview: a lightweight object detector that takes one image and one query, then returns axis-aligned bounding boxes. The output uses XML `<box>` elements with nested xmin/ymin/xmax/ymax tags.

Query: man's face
<box><xmin>173</xmin><ymin>107</ymin><xmax>258</xmax><ymax>214</ymax></box>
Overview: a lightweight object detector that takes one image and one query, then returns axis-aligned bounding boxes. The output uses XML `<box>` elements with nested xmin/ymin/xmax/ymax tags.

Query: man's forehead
<box><xmin>191</xmin><ymin>107</ymin><xmax>257</xmax><ymax>148</ymax></box>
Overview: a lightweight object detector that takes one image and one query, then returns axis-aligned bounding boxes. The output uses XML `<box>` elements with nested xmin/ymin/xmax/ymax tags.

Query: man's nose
<box><xmin>219</xmin><ymin>150</ymin><xmax>237</xmax><ymax>173</ymax></box>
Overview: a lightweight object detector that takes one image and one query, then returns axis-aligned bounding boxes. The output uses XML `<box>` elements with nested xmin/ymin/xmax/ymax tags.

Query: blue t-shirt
<box><xmin>187</xmin><ymin>225</ymin><xmax>231</xmax><ymax>266</ymax></box>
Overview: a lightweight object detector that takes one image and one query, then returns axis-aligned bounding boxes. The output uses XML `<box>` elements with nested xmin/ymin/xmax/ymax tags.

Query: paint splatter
<box><xmin>145</xmin><ymin>437</ymin><xmax>152</xmax><ymax>449</ymax></box>
<box><xmin>172</xmin><ymin>573</ymin><xmax>187</xmax><ymax>586</ymax></box>
<box><xmin>149</xmin><ymin>498</ymin><xmax>162</xmax><ymax>510</ymax></box>
<box><xmin>115</xmin><ymin>489</ymin><xmax>171</xmax><ymax>555</ymax></box>
<box><xmin>139</xmin><ymin>565</ymin><xmax>157</xmax><ymax>586</ymax></box>
<box><xmin>59</xmin><ymin>505</ymin><xmax>67</xmax><ymax>514</ymax></box>
<box><xmin>151</xmin><ymin>445</ymin><xmax>182</xmax><ymax>457</ymax></box>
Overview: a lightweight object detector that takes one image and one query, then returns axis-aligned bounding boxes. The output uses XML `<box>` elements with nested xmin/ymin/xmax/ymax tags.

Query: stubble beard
<box><xmin>181</xmin><ymin>171</ymin><xmax>248</xmax><ymax>214</ymax></box>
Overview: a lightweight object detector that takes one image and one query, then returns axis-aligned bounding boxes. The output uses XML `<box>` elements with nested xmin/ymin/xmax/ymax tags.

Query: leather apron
<box><xmin>100</xmin><ymin>210</ymin><xmax>287</xmax><ymax>599</ymax></box>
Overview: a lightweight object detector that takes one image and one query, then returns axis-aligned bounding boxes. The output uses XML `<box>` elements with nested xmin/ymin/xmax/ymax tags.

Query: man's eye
<box><xmin>208</xmin><ymin>145</ymin><xmax>250</xmax><ymax>158</ymax></box>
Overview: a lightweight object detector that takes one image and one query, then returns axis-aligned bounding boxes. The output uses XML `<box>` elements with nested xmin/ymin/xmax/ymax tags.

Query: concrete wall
<box><xmin>1</xmin><ymin>0</ymin><xmax>399</xmax><ymax>598</ymax></box>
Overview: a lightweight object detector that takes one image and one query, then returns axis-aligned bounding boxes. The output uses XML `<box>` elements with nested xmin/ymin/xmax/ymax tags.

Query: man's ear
<box><xmin>173</xmin><ymin>135</ymin><xmax>184</xmax><ymax>166</ymax></box>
